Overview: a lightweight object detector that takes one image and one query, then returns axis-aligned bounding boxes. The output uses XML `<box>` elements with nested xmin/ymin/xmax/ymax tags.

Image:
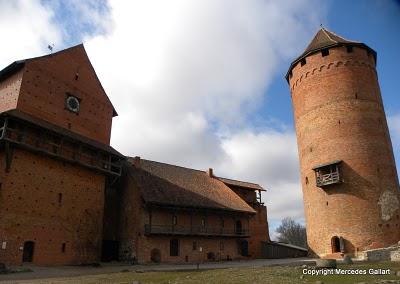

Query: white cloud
<box><xmin>82</xmin><ymin>0</ymin><xmax>325</xmax><ymax>224</ymax></box>
<box><xmin>0</xmin><ymin>0</ymin><xmax>62</xmax><ymax>68</ymax></box>
<box><xmin>217</xmin><ymin>130</ymin><xmax>304</xmax><ymax>225</ymax></box>
<box><xmin>0</xmin><ymin>0</ymin><xmax>328</xmax><ymax>227</ymax></box>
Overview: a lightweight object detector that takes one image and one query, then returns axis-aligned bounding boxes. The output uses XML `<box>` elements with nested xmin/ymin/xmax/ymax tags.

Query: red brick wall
<box><xmin>289</xmin><ymin>45</ymin><xmax>400</xmax><ymax>256</ymax></box>
<box><xmin>16</xmin><ymin>46</ymin><xmax>114</xmax><ymax>144</ymax></box>
<box><xmin>0</xmin><ymin>148</ymin><xmax>105</xmax><ymax>265</ymax></box>
<box><xmin>0</xmin><ymin>69</ymin><xmax>23</xmax><ymax>113</ymax></box>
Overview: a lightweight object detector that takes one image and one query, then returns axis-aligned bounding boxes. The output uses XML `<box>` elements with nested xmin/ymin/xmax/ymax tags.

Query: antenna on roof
<box><xmin>47</xmin><ymin>44</ymin><xmax>55</xmax><ymax>54</ymax></box>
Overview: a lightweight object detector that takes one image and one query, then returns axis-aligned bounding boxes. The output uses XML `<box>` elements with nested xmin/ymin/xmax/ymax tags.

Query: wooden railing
<box><xmin>144</xmin><ymin>224</ymin><xmax>249</xmax><ymax>237</ymax></box>
<box><xmin>316</xmin><ymin>171</ymin><xmax>340</xmax><ymax>187</ymax></box>
<box><xmin>0</xmin><ymin>117</ymin><xmax>123</xmax><ymax>176</ymax></box>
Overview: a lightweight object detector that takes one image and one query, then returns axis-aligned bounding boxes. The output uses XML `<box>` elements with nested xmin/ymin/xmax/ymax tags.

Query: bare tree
<box><xmin>275</xmin><ymin>217</ymin><xmax>307</xmax><ymax>248</ymax></box>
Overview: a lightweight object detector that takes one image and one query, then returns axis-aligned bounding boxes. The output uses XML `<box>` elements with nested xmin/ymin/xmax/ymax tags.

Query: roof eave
<box><xmin>285</xmin><ymin>42</ymin><xmax>377</xmax><ymax>83</ymax></box>
<box><xmin>145</xmin><ymin>201</ymin><xmax>256</xmax><ymax>215</ymax></box>
<box><xmin>0</xmin><ymin>61</ymin><xmax>25</xmax><ymax>82</ymax></box>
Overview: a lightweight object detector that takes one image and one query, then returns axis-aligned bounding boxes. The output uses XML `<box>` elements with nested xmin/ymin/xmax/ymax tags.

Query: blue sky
<box><xmin>0</xmin><ymin>0</ymin><xmax>399</xmax><ymax>239</ymax></box>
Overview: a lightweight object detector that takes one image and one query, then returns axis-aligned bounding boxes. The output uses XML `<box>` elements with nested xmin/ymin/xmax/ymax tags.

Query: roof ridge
<box><xmin>323</xmin><ymin>28</ymin><xmax>360</xmax><ymax>44</ymax></box>
<box><xmin>128</xmin><ymin>157</ymin><xmax>207</xmax><ymax>174</ymax></box>
<box><xmin>321</xmin><ymin>28</ymin><xmax>337</xmax><ymax>43</ymax></box>
<box><xmin>217</xmin><ymin>176</ymin><xmax>260</xmax><ymax>186</ymax></box>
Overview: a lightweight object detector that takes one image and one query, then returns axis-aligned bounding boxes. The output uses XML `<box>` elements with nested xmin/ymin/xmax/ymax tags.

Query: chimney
<box><xmin>133</xmin><ymin>156</ymin><xmax>141</xmax><ymax>168</ymax></box>
<box><xmin>207</xmin><ymin>168</ymin><xmax>213</xmax><ymax>177</ymax></box>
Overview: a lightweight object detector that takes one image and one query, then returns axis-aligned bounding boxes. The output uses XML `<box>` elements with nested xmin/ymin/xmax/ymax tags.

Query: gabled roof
<box><xmin>0</xmin><ymin>44</ymin><xmax>118</xmax><ymax>116</ymax></box>
<box><xmin>217</xmin><ymin>177</ymin><xmax>265</xmax><ymax>191</ymax></box>
<box><xmin>126</xmin><ymin>158</ymin><xmax>256</xmax><ymax>214</ymax></box>
<box><xmin>286</xmin><ymin>28</ymin><xmax>377</xmax><ymax>81</ymax></box>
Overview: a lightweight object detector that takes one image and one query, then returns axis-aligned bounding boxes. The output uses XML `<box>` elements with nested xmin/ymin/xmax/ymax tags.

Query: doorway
<box><xmin>239</xmin><ymin>240</ymin><xmax>249</xmax><ymax>256</ymax></box>
<box><xmin>331</xmin><ymin>236</ymin><xmax>340</xmax><ymax>253</ymax></box>
<box><xmin>101</xmin><ymin>240</ymin><xmax>119</xmax><ymax>262</ymax></box>
<box><xmin>22</xmin><ymin>241</ymin><xmax>35</xmax><ymax>262</ymax></box>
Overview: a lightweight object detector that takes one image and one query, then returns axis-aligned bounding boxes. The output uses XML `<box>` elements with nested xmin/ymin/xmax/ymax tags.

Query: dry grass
<box><xmin>2</xmin><ymin>261</ymin><xmax>400</xmax><ymax>284</ymax></box>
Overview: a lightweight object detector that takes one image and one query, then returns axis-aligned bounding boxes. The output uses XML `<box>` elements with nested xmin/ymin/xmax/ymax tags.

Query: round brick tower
<box><xmin>286</xmin><ymin>28</ymin><xmax>400</xmax><ymax>257</ymax></box>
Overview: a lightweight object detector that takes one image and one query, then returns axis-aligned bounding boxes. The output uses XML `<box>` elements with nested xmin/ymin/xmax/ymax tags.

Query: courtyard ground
<box><xmin>1</xmin><ymin>258</ymin><xmax>400</xmax><ymax>284</ymax></box>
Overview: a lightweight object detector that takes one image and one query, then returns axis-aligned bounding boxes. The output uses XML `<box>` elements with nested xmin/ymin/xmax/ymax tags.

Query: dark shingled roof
<box><xmin>217</xmin><ymin>177</ymin><xmax>265</xmax><ymax>191</ymax></box>
<box><xmin>286</xmin><ymin>28</ymin><xmax>377</xmax><ymax>81</ymax></box>
<box><xmin>2</xmin><ymin>109</ymin><xmax>124</xmax><ymax>157</ymax></box>
<box><xmin>126</xmin><ymin>158</ymin><xmax>256</xmax><ymax>214</ymax></box>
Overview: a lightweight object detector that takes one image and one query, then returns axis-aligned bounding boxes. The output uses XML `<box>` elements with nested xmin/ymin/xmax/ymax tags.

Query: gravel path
<box><xmin>0</xmin><ymin>258</ymin><xmax>315</xmax><ymax>282</ymax></box>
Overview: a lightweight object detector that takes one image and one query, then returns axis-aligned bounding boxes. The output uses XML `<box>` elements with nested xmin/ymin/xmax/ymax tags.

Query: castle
<box><xmin>0</xmin><ymin>27</ymin><xmax>398</xmax><ymax>266</ymax></box>
<box><xmin>0</xmin><ymin>45</ymin><xmax>269</xmax><ymax>265</ymax></box>
<box><xmin>287</xmin><ymin>28</ymin><xmax>400</xmax><ymax>257</ymax></box>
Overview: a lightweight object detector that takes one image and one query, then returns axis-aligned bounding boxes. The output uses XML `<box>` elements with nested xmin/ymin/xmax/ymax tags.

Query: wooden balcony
<box><xmin>0</xmin><ymin>113</ymin><xmax>124</xmax><ymax>176</ymax></box>
<box><xmin>144</xmin><ymin>224</ymin><xmax>250</xmax><ymax>238</ymax></box>
<box><xmin>316</xmin><ymin>171</ymin><xmax>340</xmax><ymax>187</ymax></box>
<box><xmin>313</xmin><ymin>160</ymin><xmax>342</xmax><ymax>188</ymax></box>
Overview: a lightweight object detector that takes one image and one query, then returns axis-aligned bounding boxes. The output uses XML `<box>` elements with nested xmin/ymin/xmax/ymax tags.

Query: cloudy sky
<box><xmin>0</xmin><ymin>0</ymin><xmax>399</xmax><ymax>239</ymax></box>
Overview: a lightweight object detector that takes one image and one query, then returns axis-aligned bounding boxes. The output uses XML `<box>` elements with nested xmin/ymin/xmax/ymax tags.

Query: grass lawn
<box><xmin>5</xmin><ymin>261</ymin><xmax>400</xmax><ymax>284</ymax></box>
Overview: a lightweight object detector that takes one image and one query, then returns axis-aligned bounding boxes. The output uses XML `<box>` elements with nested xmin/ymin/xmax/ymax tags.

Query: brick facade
<box><xmin>0</xmin><ymin>45</ymin><xmax>120</xmax><ymax>266</ymax></box>
<box><xmin>287</xmin><ymin>30</ymin><xmax>400</xmax><ymax>257</ymax></box>
<box><xmin>0</xmin><ymin>45</ymin><xmax>269</xmax><ymax>266</ymax></box>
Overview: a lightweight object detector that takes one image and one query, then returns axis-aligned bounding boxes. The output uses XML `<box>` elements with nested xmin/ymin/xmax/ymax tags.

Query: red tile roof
<box><xmin>126</xmin><ymin>158</ymin><xmax>256</xmax><ymax>214</ymax></box>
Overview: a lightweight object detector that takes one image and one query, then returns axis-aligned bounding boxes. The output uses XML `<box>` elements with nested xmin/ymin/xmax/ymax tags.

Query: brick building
<box><xmin>103</xmin><ymin>157</ymin><xmax>269</xmax><ymax>264</ymax></box>
<box><xmin>286</xmin><ymin>28</ymin><xmax>400</xmax><ymax>257</ymax></box>
<box><xmin>0</xmin><ymin>45</ymin><xmax>269</xmax><ymax>265</ymax></box>
<box><xmin>0</xmin><ymin>45</ymin><xmax>125</xmax><ymax>265</ymax></box>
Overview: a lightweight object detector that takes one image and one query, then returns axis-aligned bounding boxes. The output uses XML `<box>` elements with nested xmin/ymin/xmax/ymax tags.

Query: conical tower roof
<box><xmin>286</xmin><ymin>28</ymin><xmax>376</xmax><ymax>81</ymax></box>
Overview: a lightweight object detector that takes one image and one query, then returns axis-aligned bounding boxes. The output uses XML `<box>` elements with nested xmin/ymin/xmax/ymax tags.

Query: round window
<box><xmin>66</xmin><ymin>96</ymin><xmax>80</xmax><ymax>113</ymax></box>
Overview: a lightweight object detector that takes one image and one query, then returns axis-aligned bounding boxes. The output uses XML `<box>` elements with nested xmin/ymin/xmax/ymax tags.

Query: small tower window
<box><xmin>58</xmin><ymin>193</ymin><xmax>63</xmax><ymax>205</ymax></box>
<box><xmin>300</xmin><ymin>58</ymin><xmax>306</xmax><ymax>66</ymax></box>
<box><xmin>312</xmin><ymin>160</ymin><xmax>342</xmax><ymax>188</ymax></box>
<box><xmin>321</xmin><ymin>49</ymin><xmax>329</xmax><ymax>57</ymax></box>
<box><xmin>172</xmin><ymin>215</ymin><xmax>177</xmax><ymax>226</ymax></box>
<box><xmin>346</xmin><ymin>46</ymin><xmax>353</xmax><ymax>53</ymax></box>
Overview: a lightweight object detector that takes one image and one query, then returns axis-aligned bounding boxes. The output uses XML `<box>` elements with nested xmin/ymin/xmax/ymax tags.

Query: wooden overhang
<box><xmin>0</xmin><ymin>110</ymin><xmax>125</xmax><ymax>176</ymax></box>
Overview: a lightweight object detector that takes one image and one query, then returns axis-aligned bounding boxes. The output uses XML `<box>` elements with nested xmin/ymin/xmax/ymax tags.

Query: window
<box><xmin>170</xmin><ymin>239</ymin><xmax>179</xmax><ymax>256</ymax></box>
<box><xmin>61</xmin><ymin>243</ymin><xmax>66</xmax><ymax>253</ymax></box>
<box><xmin>321</xmin><ymin>49</ymin><xmax>329</xmax><ymax>57</ymax></box>
<box><xmin>300</xmin><ymin>58</ymin><xmax>306</xmax><ymax>66</ymax></box>
<box><xmin>172</xmin><ymin>215</ymin><xmax>177</xmax><ymax>226</ymax></box>
<box><xmin>346</xmin><ymin>46</ymin><xmax>353</xmax><ymax>53</ymax></box>
<box><xmin>312</xmin><ymin>160</ymin><xmax>342</xmax><ymax>188</ymax></box>
<box><xmin>65</xmin><ymin>94</ymin><xmax>80</xmax><ymax>114</ymax></box>
<box><xmin>220</xmin><ymin>219</ymin><xmax>224</xmax><ymax>228</ymax></box>
<box><xmin>192</xmin><ymin>241</ymin><xmax>197</xmax><ymax>251</ymax></box>
<box><xmin>220</xmin><ymin>241</ymin><xmax>224</xmax><ymax>251</ymax></box>
<box><xmin>58</xmin><ymin>193</ymin><xmax>63</xmax><ymax>205</ymax></box>
<box><xmin>201</xmin><ymin>218</ymin><xmax>205</xmax><ymax>227</ymax></box>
